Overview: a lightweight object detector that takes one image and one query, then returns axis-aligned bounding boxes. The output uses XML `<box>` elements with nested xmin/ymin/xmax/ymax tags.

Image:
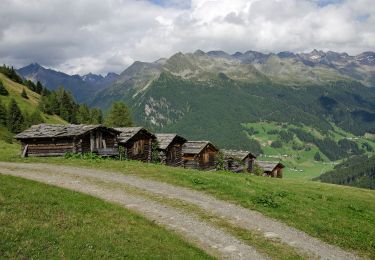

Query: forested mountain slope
<box><xmin>91</xmin><ymin>50</ymin><xmax>375</xmax><ymax>161</ymax></box>
<box><xmin>317</xmin><ymin>155</ymin><xmax>375</xmax><ymax>189</ymax></box>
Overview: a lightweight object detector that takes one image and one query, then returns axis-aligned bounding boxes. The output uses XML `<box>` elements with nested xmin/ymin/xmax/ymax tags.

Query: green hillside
<box><xmin>242</xmin><ymin>121</ymin><xmax>375</xmax><ymax>179</ymax></box>
<box><xmin>0</xmin><ymin>73</ymin><xmax>65</xmax><ymax>124</ymax></box>
<box><xmin>317</xmin><ymin>155</ymin><xmax>375</xmax><ymax>189</ymax></box>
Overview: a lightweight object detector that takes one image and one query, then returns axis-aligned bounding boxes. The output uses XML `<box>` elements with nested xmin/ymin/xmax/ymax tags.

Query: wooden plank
<box><xmin>22</xmin><ymin>145</ymin><xmax>28</xmax><ymax>158</ymax></box>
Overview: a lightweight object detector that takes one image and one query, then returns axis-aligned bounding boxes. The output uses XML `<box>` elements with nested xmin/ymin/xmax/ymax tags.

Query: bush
<box><xmin>0</xmin><ymin>80</ymin><xmax>9</xmax><ymax>96</ymax></box>
<box><xmin>215</xmin><ymin>151</ymin><xmax>225</xmax><ymax>171</ymax></box>
<box><xmin>267</xmin><ymin>129</ymin><xmax>279</xmax><ymax>135</ymax></box>
<box><xmin>252</xmin><ymin>163</ymin><xmax>264</xmax><ymax>176</ymax></box>
<box><xmin>21</xmin><ymin>88</ymin><xmax>28</xmax><ymax>99</ymax></box>
<box><xmin>271</xmin><ymin>140</ymin><xmax>283</xmax><ymax>148</ymax></box>
<box><xmin>314</xmin><ymin>152</ymin><xmax>323</xmax><ymax>161</ymax></box>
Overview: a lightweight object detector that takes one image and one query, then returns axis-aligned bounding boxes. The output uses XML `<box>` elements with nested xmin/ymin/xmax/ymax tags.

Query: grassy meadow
<box><xmin>0</xmin><ymin>174</ymin><xmax>211</xmax><ymax>259</ymax></box>
<box><xmin>1</xmin><ymin>140</ymin><xmax>375</xmax><ymax>258</ymax></box>
<box><xmin>0</xmin><ymin>73</ymin><xmax>65</xmax><ymax>124</ymax></box>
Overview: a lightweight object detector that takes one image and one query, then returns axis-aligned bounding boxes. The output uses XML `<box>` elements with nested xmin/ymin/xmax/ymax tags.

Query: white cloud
<box><xmin>0</xmin><ymin>0</ymin><xmax>374</xmax><ymax>75</ymax></box>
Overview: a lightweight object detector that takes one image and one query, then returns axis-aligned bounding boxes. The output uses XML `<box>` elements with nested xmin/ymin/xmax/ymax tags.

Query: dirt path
<box><xmin>0</xmin><ymin>162</ymin><xmax>359</xmax><ymax>259</ymax></box>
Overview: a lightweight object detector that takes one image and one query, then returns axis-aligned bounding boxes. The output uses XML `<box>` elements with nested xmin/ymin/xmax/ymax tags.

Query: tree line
<box><xmin>316</xmin><ymin>155</ymin><xmax>375</xmax><ymax>190</ymax></box>
<box><xmin>0</xmin><ymin>69</ymin><xmax>133</xmax><ymax>135</ymax></box>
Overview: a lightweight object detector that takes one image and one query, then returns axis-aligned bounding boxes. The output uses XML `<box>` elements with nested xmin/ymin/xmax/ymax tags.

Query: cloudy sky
<box><xmin>0</xmin><ymin>0</ymin><xmax>374</xmax><ymax>75</ymax></box>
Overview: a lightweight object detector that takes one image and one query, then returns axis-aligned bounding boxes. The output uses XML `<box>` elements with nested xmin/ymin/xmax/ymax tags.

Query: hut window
<box><xmin>133</xmin><ymin>140</ymin><xmax>145</xmax><ymax>155</ymax></box>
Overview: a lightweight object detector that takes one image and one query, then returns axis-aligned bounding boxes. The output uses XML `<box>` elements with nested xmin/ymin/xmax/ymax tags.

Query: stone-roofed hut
<box><xmin>256</xmin><ymin>161</ymin><xmax>285</xmax><ymax>178</ymax></box>
<box><xmin>182</xmin><ymin>141</ymin><xmax>219</xmax><ymax>170</ymax></box>
<box><xmin>15</xmin><ymin>124</ymin><xmax>120</xmax><ymax>157</ymax></box>
<box><xmin>222</xmin><ymin>149</ymin><xmax>256</xmax><ymax>173</ymax></box>
<box><xmin>155</xmin><ymin>133</ymin><xmax>187</xmax><ymax>167</ymax></box>
<box><xmin>115</xmin><ymin>127</ymin><xmax>155</xmax><ymax>162</ymax></box>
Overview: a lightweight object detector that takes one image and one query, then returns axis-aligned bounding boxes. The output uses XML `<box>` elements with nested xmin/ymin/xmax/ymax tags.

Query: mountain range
<box><xmin>16</xmin><ymin>50</ymin><xmax>375</xmax><ymax>154</ymax></box>
<box><xmin>17</xmin><ymin>63</ymin><xmax>119</xmax><ymax>103</ymax></box>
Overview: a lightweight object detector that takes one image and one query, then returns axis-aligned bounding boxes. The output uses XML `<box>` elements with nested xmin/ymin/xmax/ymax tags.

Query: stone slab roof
<box><xmin>222</xmin><ymin>149</ymin><xmax>256</xmax><ymax>161</ymax></box>
<box><xmin>115</xmin><ymin>127</ymin><xmax>155</xmax><ymax>143</ymax></box>
<box><xmin>15</xmin><ymin>124</ymin><xmax>119</xmax><ymax>139</ymax></box>
<box><xmin>256</xmin><ymin>160</ymin><xmax>285</xmax><ymax>172</ymax></box>
<box><xmin>182</xmin><ymin>141</ymin><xmax>218</xmax><ymax>155</ymax></box>
<box><xmin>155</xmin><ymin>133</ymin><xmax>187</xmax><ymax>150</ymax></box>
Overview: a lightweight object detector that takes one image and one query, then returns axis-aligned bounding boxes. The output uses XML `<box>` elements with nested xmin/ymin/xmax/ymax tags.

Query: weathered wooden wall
<box><xmin>120</xmin><ymin>134</ymin><xmax>153</xmax><ymax>162</ymax></box>
<box><xmin>21</xmin><ymin>137</ymin><xmax>74</xmax><ymax>157</ymax></box>
<box><xmin>183</xmin><ymin>146</ymin><xmax>217</xmax><ymax>170</ymax></box>
<box><xmin>162</xmin><ymin>144</ymin><xmax>183</xmax><ymax>167</ymax></box>
<box><xmin>21</xmin><ymin>129</ymin><xmax>118</xmax><ymax>157</ymax></box>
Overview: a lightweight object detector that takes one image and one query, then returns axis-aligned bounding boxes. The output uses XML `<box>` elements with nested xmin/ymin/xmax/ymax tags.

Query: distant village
<box><xmin>15</xmin><ymin>124</ymin><xmax>285</xmax><ymax>178</ymax></box>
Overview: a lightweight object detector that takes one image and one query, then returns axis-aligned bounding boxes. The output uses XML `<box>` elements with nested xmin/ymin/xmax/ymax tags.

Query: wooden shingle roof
<box><xmin>256</xmin><ymin>161</ymin><xmax>285</xmax><ymax>172</ymax></box>
<box><xmin>182</xmin><ymin>141</ymin><xmax>218</xmax><ymax>155</ymax></box>
<box><xmin>15</xmin><ymin>124</ymin><xmax>119</xmax><ymax>139</ymax></box>
<box><xmin>155</xmin><ymin>133</ymin><xmax>187</xmax><ymax>150</ymax></box>
<box><xmin>115</xmin><ymin>127</ymin><xmax>155</xmax><ymax>143</ymax></box>
<box><xmin>222</xmin><ymin>149</ymin><xmax>256</xmax><ymax>161</ymax></box>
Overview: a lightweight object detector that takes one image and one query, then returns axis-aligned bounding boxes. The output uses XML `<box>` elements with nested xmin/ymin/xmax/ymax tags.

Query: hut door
<box><xmin>95</xmin><ymin>132</ymin><xmax>102</xmax><ymax>149</ymax></box>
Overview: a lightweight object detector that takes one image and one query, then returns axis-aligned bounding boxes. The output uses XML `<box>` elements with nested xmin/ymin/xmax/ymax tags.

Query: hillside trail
<box><xmin>0</xmin><ymin>162</ymin><xmax>359</xmax><ymax>260</ymax></box>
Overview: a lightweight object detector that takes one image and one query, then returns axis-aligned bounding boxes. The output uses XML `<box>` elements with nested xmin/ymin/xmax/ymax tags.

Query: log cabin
<box><xmin>115</xmin><ymin>127</ymin><xmax>156</xmax><ymax>162</ymax></box>
<box><xmin>15</xmin><ymin>124</ymin><xmax>120</xmax><ymax>157</ymax></box>
<box><xmin>256</xmin><ymin>161</ymin><xmax>285</xmax><ymax>178</ymax></box>
<box><xmin>182</xmin><ymin>141</ymin><xmax>219</xmax><ymax>170</ymax></box>
<box><xmin>155</xmin><ymin>133</ymin><xmax>187</xmax><ymax>167</ymax></box>
<box><xmin>221</xmin><ymin>149</ymin><xmax>256</xmax><ymax>173</ymax></box>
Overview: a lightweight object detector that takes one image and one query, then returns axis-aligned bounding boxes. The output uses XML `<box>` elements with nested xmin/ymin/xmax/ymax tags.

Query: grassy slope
<box><xmin>0</xmin><ymin>73</ymin><xmax>65</xmax><ymax>124</ymax></box>
<box><xmin>0</xmin><ymin>174</ymin><xmax>211</xmax><ymax>259</ymax></box>
<box><xmin>1</xmin><ymin>141</ymin><xmax>374</xmax><ymax>258</ymax></box>
<box><xmin>242</xmin><ymin>121</ymin><xmax>375</xmax><ymax>180</ymax></box>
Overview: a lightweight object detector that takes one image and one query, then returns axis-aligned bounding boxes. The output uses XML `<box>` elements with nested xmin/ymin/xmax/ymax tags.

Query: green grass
<box><xmin>1</xmin><ymin>141</ymin><xmax>374</xmax><ymax>258</ymax></box>
<box><xmin>0</xmin><ymin>174</ymin><xmax>211</xmax><ymax>259</ymax></box>
<box><xmin>242</xmin><ymin>121</ymin><xmax>375</xmax><ymax>180</ymax></box>
<box><xmin>0</xmin><ymin>73</ymin><xmax>65</xmax><ymax>124</ymax></box>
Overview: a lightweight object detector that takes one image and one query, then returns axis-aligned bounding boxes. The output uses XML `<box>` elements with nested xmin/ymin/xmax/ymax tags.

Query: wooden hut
<box><xmin>15</xmin><ymin>124</ymin><xmax>120</xmax><ymax>157</ymax></box>
<box><xmin>256</xmin><ymin>161</ymin><xmax>285</xmax><ymax>178</ymax></box>
<box><xmin>221</xmin><ymin>149</ymin><xmax>256</xmax><ymax>173</ymax></box>
<box><xmin>155</xmin><ymin>133</ymin><xmax>187</xmax><ymax>167</ymax></box>
<box><xmin>115</xmin><ymin>127</ymin><xmax>155</xmax><ymax>162</ymax></box>
<box><xmin>182</xmin><ymin>141</ymin><xmax>219</xmax><ymax>170</ymax></box>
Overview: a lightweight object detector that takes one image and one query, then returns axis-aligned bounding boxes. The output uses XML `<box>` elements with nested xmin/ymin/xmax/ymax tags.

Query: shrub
<box><xmin>0</xmin><ymin>80</ymin><xmax>9</xmax><ymax>96</ymax></box>
<box><xmin>271</xmin><ymin>140</ymin><xmax>283</xmax><ymax>148</ymax></box>
<box><xmin>21</xmin><ymin>88</ymin><xmax>28</xmax><ymax>99</ymax></box>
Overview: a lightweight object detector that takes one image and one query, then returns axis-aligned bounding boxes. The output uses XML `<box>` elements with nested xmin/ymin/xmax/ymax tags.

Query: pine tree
<box><xmin>21</xmin><ymin>88</ymin><xmax>28</xmax><ymax>99</ymax></box>
<box><xmin>105</xmin><ymin>101</ymin><xmax>132</xmax><ymax>127</ymax></box>
<box><xmin>314</xmin><ymin>152</ymin><xmax>322</xmax><ymax>162</ymax></box>
<box><xmin>76</xmin><ymin>104</ymin><xmax>91</xmax><ymax>124</ymax></box>
<box><xmin>36</xmin><ymin>81</ymin><xmax>43</xmax><ymax>94</ymax></box>
<box><xmin>7</xmin><ymin>99</ymin><xmax>24</xmax><ymax>133</ymax></box>
<box><xmin>25</xmin><ymin>109</ymin><xmax>44</xmax><ymax>127</ymax></box>
<box><xmin>90</xmin><ymin>108</ymin><xmax>103</xmax><ymax>124</ymax></box>
<box><xmin>0</xmin><ymin>99</ymin><xmax>7</xmax><ymax>126</ymax></box>
<box><xmin>0</xmin><ymin>80</ymin><xmax>9</xmax><ymax>96</ymax></box>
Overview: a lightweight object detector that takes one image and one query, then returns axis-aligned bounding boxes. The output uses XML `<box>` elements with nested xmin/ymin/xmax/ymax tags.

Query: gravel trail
<box><xmin>0</xmin><ymin>163</ymin><xmax>266</xmax><ymax>260</ymax></box>
<box><xmin>0</xmin><ymin>162</ymin><xmax>359</xmax><ymax>259</ymax></box>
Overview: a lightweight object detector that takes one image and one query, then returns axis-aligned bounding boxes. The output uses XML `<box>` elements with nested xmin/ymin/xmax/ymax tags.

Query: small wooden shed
<box><xmin>182</xmin><ymin>141</ymin><xmax>219</xmax><ymax>170</ymax></box>
<box><xmin>222</xmin><ymin>149</ymin><xmax>256</xmax><ymax>173</ymax></box>
<box><xmin>155</xmin><ymin>133</ymin><xmax>187</xmax><ymax>167</ymax></box>
<box><xmin>256</xmin><ymin>161</ymin><xmax>285</xmax><ymax>178</ymax></box>
<box><xmin>15</xmin><ymin>124</ymin><xmax>120</xmax><ymax>157</ymax></box>
<box><xmin>115</xmin><ymin>127</ymin><xmax>155</xmax><ymax>162</ymax></box>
